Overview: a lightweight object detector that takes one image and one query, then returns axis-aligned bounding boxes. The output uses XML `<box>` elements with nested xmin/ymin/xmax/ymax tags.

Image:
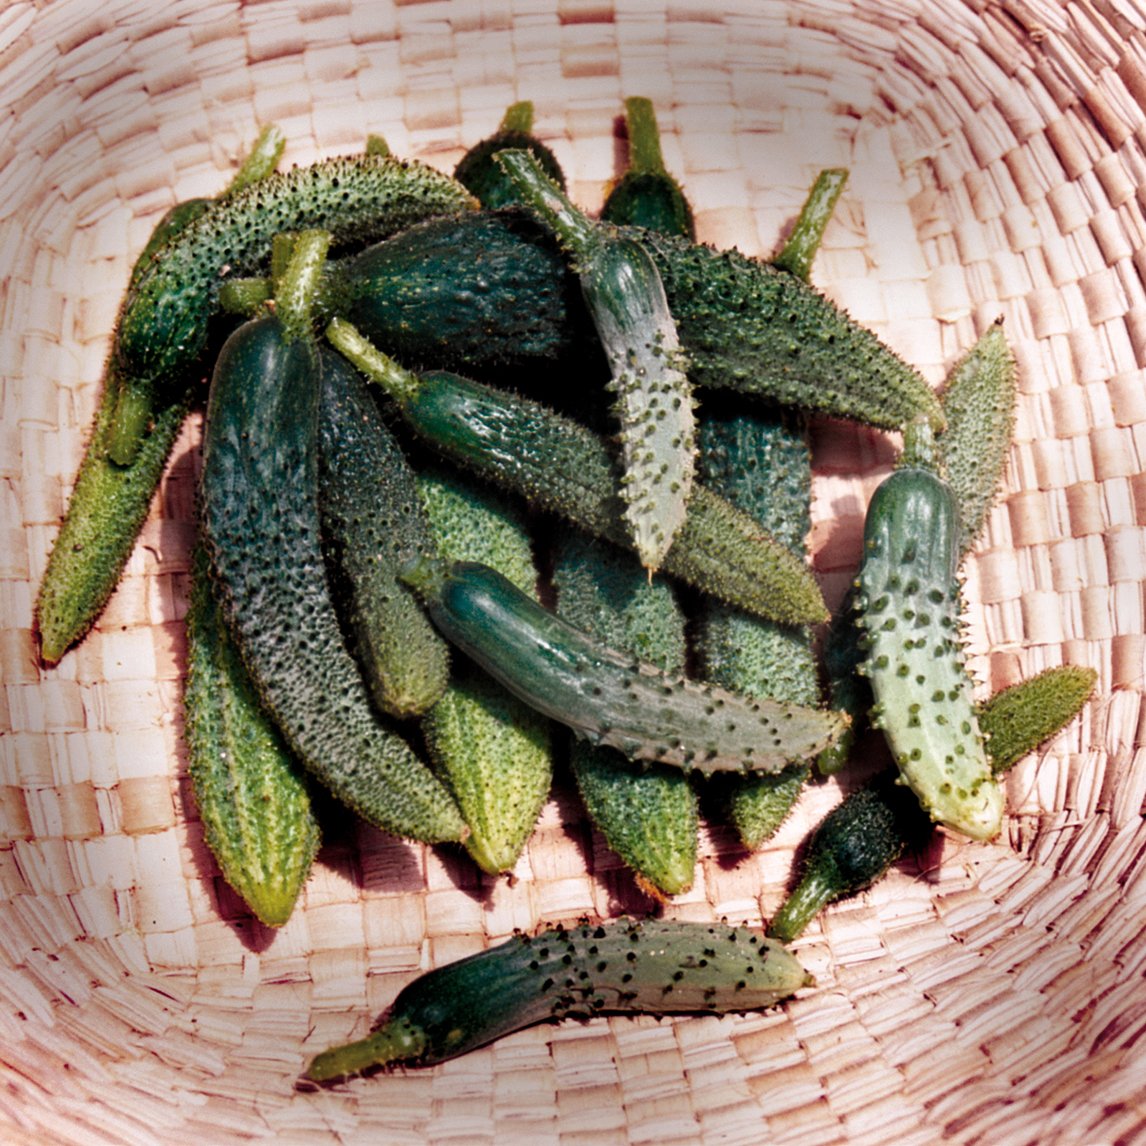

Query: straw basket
<box><xmin>3</xmin><ymin>2</ymin><xmax>1145</xmax><ymax>1143</ymax></box>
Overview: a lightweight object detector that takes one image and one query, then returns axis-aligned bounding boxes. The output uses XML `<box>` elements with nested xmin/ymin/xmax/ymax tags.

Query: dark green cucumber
<box><xmin>183</xmin><ymin>544</ymin><xmax>319</xmax><ymax>927</ymax></box>
<box><xmin>402</xmin><ymin>558</ymin><xmax>845</xmax><ymax>775</ymax></box>
<box><xmin>325</xmin><ymin>321</ymin><xmax>827</xmax><ymax>627</ymax></box>
<box><xmin>553</xmin><ymin>533</ymin><xmax>698</xmax><ymax>898</ymax></box>
<box><xmin>305</xmin><ymin>917</ymin><xmax>811</xmax><ymax>1077</ymax></box>
<box><xmin>199</xmin><ymin>240</ymin><xmax>465</xmax><ymax>843</ymax></box>
<box><xmin>601</xmin><ymin>96</ymin><xmax>696</xmax><ymax>240</ymax></box>
<box><xmin>416</xmin><ymin>469</ymin><xmax>554</xmax><ymax>875</ymax></box>
<box><xmin>317</xmin><ymin>348</ymin><xmax>450</xmax><ymax>719</ymax></box>
<box><xmin>768</xmin><ymin>663</ymin><xmax>1098</xmax><ymax>941</ymax></box>
<box><xmin>35</xmin><ymin>127</ymin><xmax>287</xmax><ymax>665</ymax></box>
<box><xmin>498</xmin><ymin>149</ymin><xmax>696</xmax><ymax>571</ymax></box>
<box><xmin>454</xmin><ymin>100</ymin><xmax>567</xmax><ymax>209</ymax></box>
<box><xmin>856</xmin><ymin>449</ymin><xmax>1003</xmax><ymax>840</ymax></box>
<box><xmin>233</xmin><ymin>207</ymin><xmax>939</xmax><ymax>431</ymax></box>
<box><xmin>694</xmin><ymin>404</ymin><xmax>820</xmax><ymax>848</ymax></box>
<box><xmin>110</xmin><ymin>152</ymin><xmax>475</xmax><ymax>465</ymax></box>
<box><xmin>937</xmin><ymin>320</ymin><xmax>1017</xmax><ymax>554</ymax></box>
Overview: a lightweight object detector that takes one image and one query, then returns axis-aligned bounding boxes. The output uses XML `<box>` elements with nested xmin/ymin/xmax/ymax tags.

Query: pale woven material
<box><xmin>3</xmin><ymin>2</ymin><xmax>1145</xmax><ymax>1142</ymax></box>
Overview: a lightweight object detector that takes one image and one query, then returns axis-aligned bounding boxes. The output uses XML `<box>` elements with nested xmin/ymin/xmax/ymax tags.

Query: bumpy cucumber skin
<box><xmin>306</xmin><ymin>917</ymin><xmax>812</xmax><ymax>1077</ymax></box>
<box><xmin>580</xmin><ymin>235</ymin><xmax>696</xmax><ymax>571</ymax></box>
<box><xmin>416</xmin><ymin>469</ymin><xmax>553</xmax><ymax>875</ymax></box>
<box><xmin>406</xmin><ymin>560</ymin><xmax>845</xmax><ymax>775</ymax></box>
<box><xmin>455</xmin><ymin>128</ymin><xmax>567</xmax><ymax>209</ymax></box>
<box><xmin>694</xmin><ymin>405</ymin><xmax>821</xmax><ymax>847</ymax></box>
<box><xmin>118</xmin><ymin>154</ymin><xmax>475</xmax><ymax>389</ymax></box>
<box><xmin>937</xmin><ymin>321</ymin><xmax>1017</xmax><ymax>554</ymax></box>
<box><xmin>199</xmin><ymin>315</ymin><xmax>465</xmax><ymax>843</ymax></box>
<box><xmin>392</xmin><ymin>368</ymin><xmax>827</xmax><ymax>626</ymax></box>
<box><xmin>184</xmin><ymin>546</ymin><xmax>320</xmax><ymax>927</ymax></box>
<box><xmin>317</xmin><ymin>349</ymin><xmax>449</xmax><ymax>719</ymax></box>
<box><xmin>553</xmin><ymin>533</ymin><xmax>698</xmax><ymax>898</ymax></box>
<box><xmin>856</xmin><ymin>466</ymin><xmax>1003</xmax><ymax>840</ymax></box>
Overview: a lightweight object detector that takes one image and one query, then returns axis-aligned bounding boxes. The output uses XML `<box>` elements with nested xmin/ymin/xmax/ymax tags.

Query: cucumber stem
<box><xmin>325</xmin><ymin>317</ymin><xmax>421</xmax><ymax>405</ymax></box>
<box><xmin>306</xmin><ymin>1016</ymin><xmax>427</xmax><ymax>1081</ymax></box>
<box><xmin>218</xmin><ymin>276</ymin><xmax>272</xmax><ymax>315</ymax></box>
<box><xmin>364</xmin><ymin>133</ymin><xmax>391</xmax><ymax>157</ymax></box>
<box><xmin>494</xmin><ymin>149</ymin><xmax>597</xmax><ymax>255</ymax></box>
<box><xmin>500</xmin><ymin>100</ymin><xmax>535</xmax><ymax>134</ymax></box>
<box><xmin>275</xmin><ymin>229</ymin><xmax>331</xmax><ymax>343</ymax></box>
<box><xmin>623</xmin><ymin>97</ymin><xmax>668</xmax><ymax>176</ymax></box>
<box><xmin>107</xmin><ymin>383</ymin><xmax>155</xmax><ymax>465</ymax></box>
<box><xmin>222</xmin><ymin>124</ymin><xmax>287</xmax><ymax>199</ymax></box>
<box><xmin>772</xmin><ymin>168</ymin><xmax>848</xmax><ymax>282</ymax></box>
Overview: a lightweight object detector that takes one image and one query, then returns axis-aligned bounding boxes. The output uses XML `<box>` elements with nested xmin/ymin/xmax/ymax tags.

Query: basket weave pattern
<box><xmin>2</xmin><ymin>2</ymin><xmax>1145</xmax><ymax>1143</ymax></box>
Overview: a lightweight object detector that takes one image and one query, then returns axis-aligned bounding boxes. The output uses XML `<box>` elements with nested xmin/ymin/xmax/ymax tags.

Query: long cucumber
<box><xmin>402</xmin><ymin>558</ymin><xmax>845</xmax><ymax>775</ymax></box>
<box><xmin>306</xmin><ymin>917</ymin><xmax>811</xmax><ymax>1078</ymax></box>
<box><xmin>199</xmin><ymin>234</ymin><xmax>465</xmax><ymax>843</ymax></box>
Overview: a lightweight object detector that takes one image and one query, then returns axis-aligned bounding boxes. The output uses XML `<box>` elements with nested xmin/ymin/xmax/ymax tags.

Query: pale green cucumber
<box><xmin>416</xmin><ymin>469</ymin><xmax>553</xmax><ymax>874</ymax></box>
<box><xmin>306</xmin><ymin>917</ymin><xmax>812</xmax><ymax>1077</ymax></box>
<box><xmin>553</xmin><ymin>532</ymin><xmax>698</xmax><ymax>898</ymax></box>
<box><xmin>497</xmin><ymin>148</ymin><xmax>696</xmax><ymax>571</ymax></box>
<box><xmin>184</xmin><ymin>544</ymin><xmax>319</xmax><ymax>927</ymax></box>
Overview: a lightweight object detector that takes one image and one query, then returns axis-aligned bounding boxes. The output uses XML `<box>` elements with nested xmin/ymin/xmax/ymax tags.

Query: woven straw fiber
<box><xmin>3</xmin><ymin>0</ymin><xmax>1146</xmax><ymax>1142</ymax></box>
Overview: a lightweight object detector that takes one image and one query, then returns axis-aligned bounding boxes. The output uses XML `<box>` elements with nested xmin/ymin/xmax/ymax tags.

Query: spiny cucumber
<box><xmin>35</xmin><ymin>126</ymin><xmax>286</xmax><ymax>666</ymax></box>
<box><xmin>498</xmin><ymin>148</ymin><xmax>696</xmax><ymax>571</ymax></box>
<box><xmin>454</xmin><ymin>100</ymin><xmax>567</xmax><ymax>209</ymax></box>
<box><xmin>553</xmin><ymin>533</ymin><xmax>698</xmax><ymax>898</ymax></box>
<box><xmin>325</xmin><ymin>320</ymin><xmax>828</xmax><ymax>627</ymax></box>
<box><xmin>198</xmin><ymin>233</ymin><xmax>465</xmax><ymax>843</ymax></box>
<box><xmin>416</xmin><ymin>468</ymin><xmax>553</xmax><ymax>875</ymax></box>
<box><xmin>855</xmin><ymin>429</ymin><xmax>1003</xmax><ymax>841</ymax></box>
<box><xmin>401</xmin><ymin>558</ymin><xmax>846</xmax><ymax>775</ymax></box>
<box><xmin>317</xmin><ymin>348</ymin><xmax>450</xmax><ymax>719</ymax></box>
<box><xmin>601</xmin><ymin>97</ymin><xmax>696</xmax><ymax>240</ymax></box>
<box><xmin>183</xmin><ymin>544</ymin><xmax>319</xmax><ymax>927</ymax></box>
<box><xmin>305</xmin><ymin>917</ymin><xmax>812</xmax><ymax>1077</ymax></box>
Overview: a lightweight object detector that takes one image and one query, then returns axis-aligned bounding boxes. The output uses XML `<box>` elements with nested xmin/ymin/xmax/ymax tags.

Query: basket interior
<box><xmin>3</xmin><ymin>3</ymin><xmax>1145</xmax><ymax>1143</ymax></box>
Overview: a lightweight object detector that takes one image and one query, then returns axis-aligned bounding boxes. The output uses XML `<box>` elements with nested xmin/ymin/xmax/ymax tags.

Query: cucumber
<box><xmin>936</xmin><ymin>320</ymin><xmax>1017</xmax><ymax>554</ymax></box>
<box><xmin>855</xmin><ymin>433</ymin><xmax>1003</xmax><ymax>841</ymax></box>
<box><xmin>497</xmin><ymin>148</ymin><xmax>696</xmax><ymax>572</ymax></box>
<box><xmin>454</xmin><ymin>100</ymin><xmax>567</xmax><ymax>209</ymax></box>
<box><xmin>317</xmin><ymin>348</ymin><xmax>450</xmax><ymax>719</ymax></box>
<box><xmin>183</xmin><ymin>544</ymin><xmax>319</xmax><ymax>927</ymax></box>
<box><xmin>35</xmin><ymin>126</ymin><xmax>287</xmax><ymax>665</ymax></box>
<box><xmin>325</xmin><ymin>321</ymin><xmax>828</xmax><ymax>627</ymax></box>
<box><xmin>601</xmin><ymin>97</ymin><xmax>696</xmax><ymax>240</ymax></box>
<box><xmin>199</xmin><ymin>234</ymin><xmax>465</xmax><ymax>844</ymax></box>
<box><xmin>401</xmin><ymin>558</ymin><xmax>846</xmax><ymax>775</ymax></box>
<box><xmin>553</xmin><ymin>533</ymin><xmax>698</xmax><ymax>898</ymax></box>
<box><xmin>768</xmin><ymin>663</ymin><xmax>1098</xmax><ymax>941</ymax></box>
<box><xmin>416</xmin><ymin>469</ymin><xmax>553</xmax><ymax>875</ymax></box>
<box><xmin>111</xmin><ymin>152</ymin><xmax>475</xmax><ymax>465</ymax></box>
<box><xmin>305</xmin><ymin>917</ymin><xmax>811</xmax><ymax>1077</ymax></box>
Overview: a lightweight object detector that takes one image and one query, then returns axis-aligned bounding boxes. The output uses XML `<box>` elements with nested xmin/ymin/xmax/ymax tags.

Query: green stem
<box><xmin>223</xmin><ymin>124</ymin><xmax>287</xmax><ymax>199</ymax></box>
<box><xmin>325</xmin><ymin>317</ymin><xmax>421</xmax><ymax>405</ymax></box>
<box><xmin>306</xmin><ymin>1017</ymin><xmax>427</xmax><ymax>1081</ymax></box>
<box><xmin>624</xmin><ymin>97</ymin><xmax>667</xmax><ymax>175</ymax></box>
<box><xmin>494</xmin><ymin>149</ymin><xmax>597</xmax><ymax>255</ymax></box>
<box><xmin>275</xmin><ymin>230</ymin><xmax>330</xmax><ymax>343</ymax></box>
<box><xmin>364</xmin><ymin>133</ymin><xmax>391</xmax><ymax>157</ymax></box>
<box><xmin>772</xmin><ymin>168</ymin><xmax>848</xmax><ymax>282</ymax></box>
<box><xmin>767</xmin><ymin>867</ymin><xmax>838</xmax><ymax>944</ymax></box>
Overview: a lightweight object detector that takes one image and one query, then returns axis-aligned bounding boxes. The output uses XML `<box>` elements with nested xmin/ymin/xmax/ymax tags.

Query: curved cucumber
<box><xmin>856</xmin><ymin>464</ymin><xmax>1003</xmax><ymax>840</ymax></box>
<box><xmin>317</xmin><ymin>348</ymin><xmax>450</xmax><ymax>719</ymax></box>
<box><xmin>306</xmin><ymin>917</ymin><xmax>811</xmax><ymax>1077</ymax></box>
<box><xmin>199</xmin><ymin>309</ymin><xmax>465</xmax><ymax>843</ymax></box>
<box><xmin>403</xmin><ymin>559</ymin><xmax>846</xmax><ymax>775</ymax></box>
<box><xmin>183</xmin><ymin>544</ymin><xmax>319</xmax><ymax>927</ymax></box>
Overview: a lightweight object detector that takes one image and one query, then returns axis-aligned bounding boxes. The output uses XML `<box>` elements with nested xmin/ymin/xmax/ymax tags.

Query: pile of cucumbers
<box><xmin>37</xmin><ymin>101</ymin><xmax>1095</xmax><ymax>1053</ymax></box>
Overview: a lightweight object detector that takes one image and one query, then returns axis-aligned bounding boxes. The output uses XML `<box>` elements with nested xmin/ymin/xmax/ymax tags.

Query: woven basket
<box><xmin>4</xmin><ymin>1</ymin><xmax>1145</xmax><ymax>1142</ymax></box>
